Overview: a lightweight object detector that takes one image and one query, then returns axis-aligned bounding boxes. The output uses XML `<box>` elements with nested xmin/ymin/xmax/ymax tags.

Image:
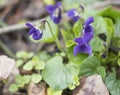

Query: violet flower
<box><xmin>74</xmin><ymin>17</ymin><xmax>94</xmax><ymax>56</ymax></box>
<box><xmin>46</xmin><ymin>2</ymin><xmax>62</xmax><ymax>24</ymax></box>
<box><xmin>66</xmin><ymin>9</ymin><xmax>80</xmax><ymax>22</ymax></box>
<box><xmin>26</xmin><ymin>23</ymin><xmax>43</xmax><ymax>40</ymax></box>
<box><xmin>83</xmin><ymin>16</ymin><xmax>94</xmax><ymax>34</ymax></box>
<box><xmin>74</xmin><ymin>33</ymin><xmax>93</xmax><ymax>56</ymax></box>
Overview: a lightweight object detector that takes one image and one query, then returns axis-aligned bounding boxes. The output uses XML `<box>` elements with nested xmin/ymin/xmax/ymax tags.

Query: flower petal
<box><xmin>26</xmin><ymin>23</ymin><xmax>33</xmax><ymax>28</ymax></box>
<box><xmin>32</xmin><ymin>30</ymin><xmax>43</xmax><ymax>40</ymax></box>
<box><xmin>67</xmin><ymin>9</ymin><xmax>77</xmax><ymax>18</ymax></box>
<box><xmin>74</xmin><ymin>45</ymin><xmax>80</xmax><ymax>56</ymax></box>
<box><xmin>83</xmin><ymin>32</ymin><xmax>93</xmax><ymax>43</ymax></box>
<box><xmin>46</xmin><ymin>5</ymin><xmax>56</xmax><ymax>13</ymax></box>
<box><xmin>28</xmin><ymin>28</ymin><xmax>36</xmax><ymax>35</ymax></box>
<box><xmin>84</xmin><ymin>17</ymin><xmax>94</xmax><ymax>27</ymax></box>
<box><xmin>78</xmin><ymin>44</ymin><xmax>92</xmax><ymax>55</ymax></box>
<box><xmin>74</xmin><ymin>37</ymin><xmax>85</xmax><ymax>45</ymax></box>
<box><xmin>84</xmin><ymin>25</ymin><xmax>94</xmax><ymax>34</ymax></box>
<box><xmin>73</xmin><ymin>16</ymin><xmax>80</xmax><ymax>22</ymax></box>
<box><xmin>56</xmin><ymin>2</ymin><xmax>62</xmax><ymax>7</ymax></box>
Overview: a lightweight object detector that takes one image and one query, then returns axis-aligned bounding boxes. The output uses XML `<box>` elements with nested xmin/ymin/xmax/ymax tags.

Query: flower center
<box><xmin>52</xmin><ymin>8</ymin><xmax>59</xmax><ymax>17</ymax></box>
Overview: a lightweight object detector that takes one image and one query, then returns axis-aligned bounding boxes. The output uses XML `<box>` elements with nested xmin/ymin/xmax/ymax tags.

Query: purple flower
<box><xmin>46</xmin><ymin>2</ymin><xmax>62</xmax><ymax>24</ymax></box>
<box><xmin>74</xmin><ymin>33</ymin><xmax>93</xmax><ymax>56</ymax></box>
<box><xmin>83</xmin><ymin>17</ymin><xmax>94</xmax><ymax>34</ymax></box>
<box><xmin>66</xmin><ymin>9</ymin><xmax>80</xmax><ymax>22</ymax></box>
<box><xmin>74</xmin><ymin>17</ymin><xmax>94</xmax><ymax>56</ymax></box>
<box><xmin>26</xmin><ymin>23</ymin><xmax>43</xmax><ymax>40</ymax></box>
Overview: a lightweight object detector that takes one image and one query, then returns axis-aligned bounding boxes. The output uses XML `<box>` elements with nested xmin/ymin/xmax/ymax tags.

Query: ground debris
<box><xmin>0</xmin><ymin>55</ymin><xmax>15</xmax><ymax>81</ymax></box>
<box><xmin>72</xmin><ymin>75</ymin><xmax>109</xmax><ymax>95</ymax></box>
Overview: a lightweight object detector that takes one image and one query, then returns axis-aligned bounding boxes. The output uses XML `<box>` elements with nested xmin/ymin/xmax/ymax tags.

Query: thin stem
<box><xmin>0</xmin><ymin>40</ymin><xmax>15</xmax><ymax>58</ymax></box>
<box><xmin>45</xmin><ymin>21</ymin><xmax>62</xmax><ymax>51</ymax></box>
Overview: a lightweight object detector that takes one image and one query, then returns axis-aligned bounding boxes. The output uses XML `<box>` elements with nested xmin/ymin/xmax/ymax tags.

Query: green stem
<box><xmin>45</xmin><ymin>21</ymin><xmax>62</xmax><ymax>51</ymax></box>
<box><xmin>0</xmin><ymin>40</ymin><xmax>15</xmax><ymax>58</ymax></box>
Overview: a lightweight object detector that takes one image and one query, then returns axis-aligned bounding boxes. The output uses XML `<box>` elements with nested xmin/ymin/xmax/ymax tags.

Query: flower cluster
<box><xmin>74</xmin><ymin>17</ymin><xmax>94</xmax><ymax>56</ymax></box>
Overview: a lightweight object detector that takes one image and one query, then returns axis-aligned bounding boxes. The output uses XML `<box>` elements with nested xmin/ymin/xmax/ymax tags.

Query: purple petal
<box><xmin>51</xmin><ymin>9</ymin><xmax>62</xmax><ymax>24</ymax></box>
<box><xmin>82</xmin><ymin>32</ymin><xmax>93</xmax><ymax>43</ymax></box>
<box><xmin>67</xmin><ymin>9</ymin><xmax>77</xmax><ymax>18</ymax></box>
<box><xmin>32</xmin><ymin>30</ymin><xmax>43</xmax><ymax>40</ymax></box>
<box><xmin>26</xmin><ymin>23</ymin><xmax>33</xmax><ymax>28</ymax></box>
<box><xmin>74</xmin><ymin>37</ymin><xmax>85</xmax><ymax>45</ymax></box>
<box><xmin>56</xmin><ymin>2</ymin><xmax>62</xmax><ymax>7</ymax></box>
<box><xmin>84</xmin><ymin>17</ymin><xmax>94</xmax><ymax>27</ymax></box>
<box><xmin>46</xmin><ymin>5</ymin><xmax>56</xmax><ymax>13</ymax></box>
<box><xmin>73</xmin><ymin>16</ymin><xmax>80</xmax><ymax>22</ymax></box>
<box><xmin>28</xmin><ymin>28</ymin><xmax>36</xmax><ymax>35</ymax></box>
<box><xmin>79</xmin><ymin>44</ymin><xmax>92</xmax><ymax>55</ymax></box>
<box><xmin>74</xmin><ymin>45</ymin><xmax>80</xmax><ymax>56</ymax></box>
<box><xmin>84</xmin><ymin>25</ymin><xmax>94</xmax><ymax>34</ymax></box>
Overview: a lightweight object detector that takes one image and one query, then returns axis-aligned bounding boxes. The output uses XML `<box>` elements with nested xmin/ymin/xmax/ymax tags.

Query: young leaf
<box><xmin>98</xmin><ymin>6</ymin><xmax>120</xmax><ymax>22</ymax></box>
<box><xmin>9</xmin><ymin>83</ymin><xmax>18</xmax><ymax>92</ymax></box>
<box><xmin>16</xmin><ymin>51</ymin><xmax>28</xmax><ymax>59</ymax></box>
<box><xmin>31</xmin><ymin>74</ymin><xmax>42</xmax><ymax>84</ymax></box>
<box><xmin>90</xmin><ymin>37</ymin><xmax>104</xmax><ymax>52</ymax></box>
<box><xmin>66</xmin><ymin>40</ymin><xmax>75</xmax><ymax>48</ymax></box>
<box><xmin>23</xmin><ymin>75</ymin><xmax>31</xmax><ymax>84</ymax></box>
<box><xmin>23</xmin><ymin>61</ymin><xmax>33</xmax><ymax>70</ymax></box>
<box><xmin>105</xmin><ymin>69</ymin><xmax>120</xmax><ymax>95</ymax></box>
<box><xmin>67</xmin><ymin>46</ymin><xmax>88</xmax><ymax>64</ymax></box>
<box><xmin>16</xmin><ymin>59</ymin><xmax>24</xmax><ymax>67</ymax></box>
<box><xmin>47</xmin><ymin>87</ymin><xmax>62</xmax><ymax>95</ymax></box>
<box><xmin>114</xmin><ymin>19</ymin><xmax>120</xmax><ymax>38</ymax></box>
<box><xmin>15</xmin><ymin>75</ymin><xmax>25</xmax><ymax>87</ymax></box>
<box><xmin>42</xmin><ymin>56</ymin><xmax>79</xmax><ymax>90</ymax></box>
<box><xmin>73</xmin><ymin>20</ymin><xmax>83</xmax><ymax>37</ymax></box>
<box><xmin>35</xmin><ymin>61</ymin><xmax>45</xmax><ymax>70</ymax></box>
<box><xmin>79</xmin><ymin>56</ymin><xmax>106</xmax><ymax>79</ymax></box>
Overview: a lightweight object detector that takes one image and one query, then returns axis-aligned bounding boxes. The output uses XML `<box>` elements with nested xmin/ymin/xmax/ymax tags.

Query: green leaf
<box><xmin>79</xmin><ymin>56</ymin><xmax>106</xmax><ymax>79</ymax></box>
<box><xmin>15</xmin><ymin>75</ymin><xmax>25</xmax><ymax>87</ymax></box>
<box><xmin>23</xmin><ymin>61</ymin><xmax>33</xmax><ymax>70</ymax></box>
<box><xmin>42</xmin><ymin>56</ymin><xmax>79</xmax><ymax>90</ymax></box>
<box><xmin>48</xmin><ymin>87</ymin><xmax>62</xmax><ymax>95</ymax></box>
<box><xmin>67</xmin><ymin>46</ymin><xmax>88</xmax><ymax>64</ymax></box>
<box><xmin>61</xmin><ymin>29</ymin><xmax>74</xmax><ymax>41</ymax></box>
<box><xmin>105</xmin><ymin>69</ymin><xmax>120</xmax><ymax>95</ymax></box>
<box><xmin>90</xmin><ymin>37</ymin><xmax>104</xmax><ymax>52</ymax></box>
<box><xmin>16</xmin><ymin>59</ymin><xmax>24</xmax><ymax>67</ymax></box>
<box><xmin>16</xmin><ymin>51</ymin><xmax>28</xmax><ymax>59</ymax></box>
<box><xmin>23</xmin><ymin>75</ymin><xmax>31</xmax><ymax>84</ymax></box>
<box><xmin>104</xmin><ymin>18</ymin><xmax>114</xmax><ymax>44</ymax></box>
<box><xmin>30</xmin><ymin>17</ymin><xmax>58</xmax><ymax>43</ymax></box>
<box><xmin>111</xmin><ymin>37</ymin><xmax>120</xmax><ymax>48</ymax></box>
<box><xmin>31</xmin><ymin>74</ymin><xmax>42</xmax><ymax>83</ymax></box>
<box><xmin>98</xmin><ymin>6</ymin><xmax>120</xmax><ymax>22</ymax></box>
<box><xmin>114</xmin><ymin>19</ymin><xmax>120</xmax><ymax>38</ymax></box>
<box><xmin>93</xmin><ymin>16</ymin><xmax>114</xmax><ymax>45</ymax></box>
<box><xmin>66</xmin><ymin>40</ymin><xmax>75</xmax><ymax>48</ymax></box>
<box><xmin>73</xmin><ymin>20</ymin><xmax>83</xmax><ymax>37</ymax></box>
<box><xmin>28</xmin><ymin>52</ymin><xmax>34</xmax><ymax>59</ymax></box>
<box><xmin>35</xmin><ymin>61</ymin><xmax>45</xmax><ymax>70</ymax></box>
<box><xmin>38</xmin><ymin>51</ymin><xmax>51</xmax><ymax>62</ymax></box>
<box><xmin>9</xmin><ymin>84</ymin><xmax>18</xmax><ymax>92</ymax></box>
<box><xmin>93</xmin><ymin>16</ymin><xmax>107</xmax><ymax>35</ymax></box>
<box><xmin>117</xmin><ymin>59</ymin><xmax>120</xmax><ymax>66</ymax></box>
